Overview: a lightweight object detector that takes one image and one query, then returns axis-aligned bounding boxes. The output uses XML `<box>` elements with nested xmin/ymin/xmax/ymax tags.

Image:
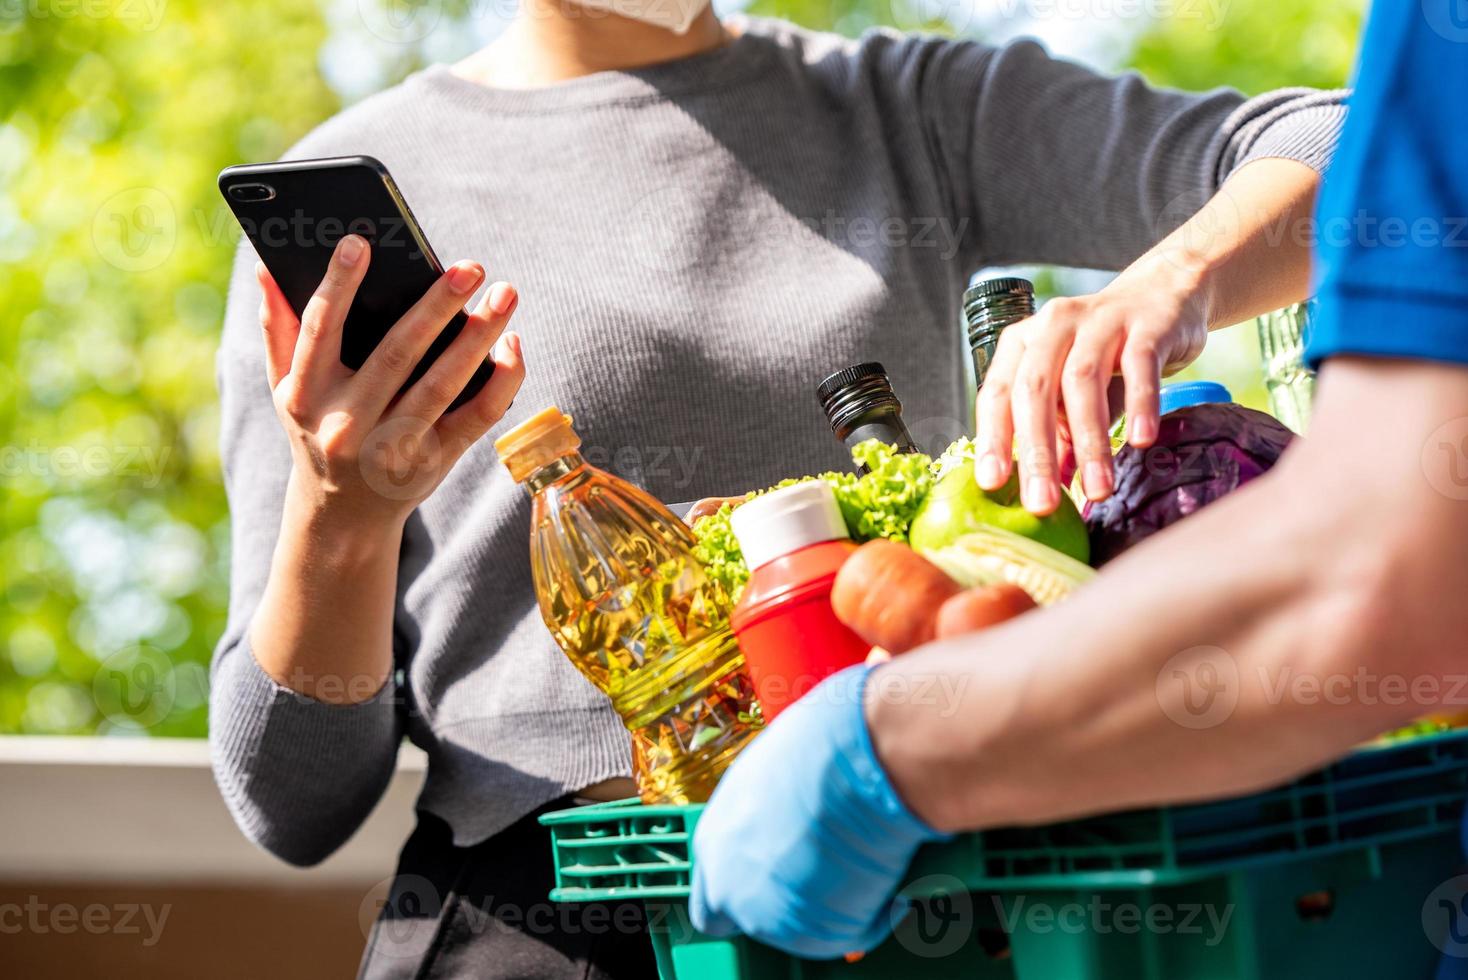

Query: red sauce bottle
<box><xmin>729</xmin><ymin>482</ymin><xmax>873</xmax><ymax>720</ymax></box>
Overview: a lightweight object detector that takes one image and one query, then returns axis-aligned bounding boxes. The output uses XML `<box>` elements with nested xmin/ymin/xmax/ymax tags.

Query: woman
<box><xmin>209</xmin><ymin>0</ymin><xmax>1345</xmax><ymax>976</ymax></box>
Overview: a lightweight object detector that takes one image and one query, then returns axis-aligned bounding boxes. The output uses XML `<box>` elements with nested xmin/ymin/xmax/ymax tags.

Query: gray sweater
<box><xmin>211</xmin><ymin>16</ymin><xmax>1346</xmax><ymax>865</ymax></box>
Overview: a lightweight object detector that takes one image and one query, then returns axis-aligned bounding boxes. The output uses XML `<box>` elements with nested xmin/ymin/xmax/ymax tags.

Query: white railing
<box><xmin>0</xmin><ymin>736</ymin><xmax>427</xmax><ymax>886</ymax></box>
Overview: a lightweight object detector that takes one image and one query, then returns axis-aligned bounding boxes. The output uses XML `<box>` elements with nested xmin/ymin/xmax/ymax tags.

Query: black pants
<box><xmin>358</xmin><ymin>801</ymin><xmax>659</xmax><ymax>980</ymax></box>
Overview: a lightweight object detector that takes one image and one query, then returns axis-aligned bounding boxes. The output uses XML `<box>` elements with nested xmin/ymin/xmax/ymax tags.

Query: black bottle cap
<box><xmin>963</xmin><ymin>276</ymin><xmax>1035</xmax><ymax>309</ymax></box>
<box><xmin>816</xmin><ymin>362</ymin><xmax>889</xmax><ymax>408</ymax></box>
<box><xmin>815</xmin><ymin>362</ymin><xmax>918</xmax><ymax>458</ymax></box>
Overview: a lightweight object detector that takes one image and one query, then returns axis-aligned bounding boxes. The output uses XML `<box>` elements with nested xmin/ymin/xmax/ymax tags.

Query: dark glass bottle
<box><xmin>816</xmin><ymin>362</ymin><xmax>920</xmax><ymax>466</ymax></box>
<box><xmin>964</xmin><ymin>277</ymin><xmax>1036</xmax><ymax>389</ymax></box>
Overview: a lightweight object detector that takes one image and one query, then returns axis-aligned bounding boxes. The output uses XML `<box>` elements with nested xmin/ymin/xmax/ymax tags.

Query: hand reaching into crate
<box><xmin>688</xmin><ymin>664</ymin><xmax>941</xmax><ymax>959</ymax></box>
<box><xmin>688</xmin><ymin>553</ymin><xmax>1034</xmax><ymax>959</ymax></box>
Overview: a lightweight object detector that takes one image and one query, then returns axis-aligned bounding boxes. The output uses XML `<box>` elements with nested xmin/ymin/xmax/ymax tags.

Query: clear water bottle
<box><xmin>1255</xmin><ymin>301</ymin><xmax>1317</xmax><ymax>434</ymax></box>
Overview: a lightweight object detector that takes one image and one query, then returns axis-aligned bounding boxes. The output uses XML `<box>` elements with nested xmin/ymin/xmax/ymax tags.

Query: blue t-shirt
<box><xmin>1307</xmin><ymin>3</ymin><xmax>1468</xmax><ymax>367</ymax></box>
<box><xmin>1320</xmin><ymin>11</ymin><xmax>1468</xmax><ymax>979</ymax></box>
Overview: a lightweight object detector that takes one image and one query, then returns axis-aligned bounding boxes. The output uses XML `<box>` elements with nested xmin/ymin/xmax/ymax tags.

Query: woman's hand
<box><xmin>258</xmin><ymin>234</ymin><xmax>526</xmax><ymax>529</ymax></box>
<box><xmin>685</xmin><ymin>496</ymin><xmax>748</xmax><ymax>524</ymax></box>
<box><xmin>973</xmin><ymin>159</ymin><xmax>1322</xmax><ymax>517</ymax></box>
<box><xmin>973</xmin><ymin>256</ymin><xmax>1208</xmax><ymax>515</ymax></box>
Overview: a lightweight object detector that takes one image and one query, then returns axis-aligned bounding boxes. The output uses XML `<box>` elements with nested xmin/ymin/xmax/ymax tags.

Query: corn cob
<box><xmin>918</xmin><ymin>525</ymin><xmax>1094</xmax><ymax>606</ymax></box>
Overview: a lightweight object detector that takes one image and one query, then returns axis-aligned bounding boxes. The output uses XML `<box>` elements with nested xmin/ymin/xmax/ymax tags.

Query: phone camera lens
<box><xmin>229</xmin><ymin>183</ymin><xmax>276</xmax><ymax>203</ymax></box>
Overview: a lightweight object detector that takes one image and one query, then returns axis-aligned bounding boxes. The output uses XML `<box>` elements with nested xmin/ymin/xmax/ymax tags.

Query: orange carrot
<box><xmin>832</xmin><ymin>540</ymin><xmax>963</xmax><ymax>654</ymax></box>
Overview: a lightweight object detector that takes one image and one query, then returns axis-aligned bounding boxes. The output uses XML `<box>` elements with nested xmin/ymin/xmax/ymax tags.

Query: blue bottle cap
<box><xmin>1159</xmin><ymin>381</ymin><xmax>1232</xmax><ymax>415</ymax></box>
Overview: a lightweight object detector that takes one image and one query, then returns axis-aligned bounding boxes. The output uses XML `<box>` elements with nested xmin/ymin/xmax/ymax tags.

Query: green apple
<box><xmin>909</xmin><ymin>465</ymin><xmax>1091</xmax><ymax>564</ymax></box>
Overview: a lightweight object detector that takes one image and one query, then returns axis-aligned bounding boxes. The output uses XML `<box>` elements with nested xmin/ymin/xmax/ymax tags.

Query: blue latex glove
<box><xmin>689</xmin><ymin>664</ymin><xmax>948</xmax><ymax>958</ymax></box>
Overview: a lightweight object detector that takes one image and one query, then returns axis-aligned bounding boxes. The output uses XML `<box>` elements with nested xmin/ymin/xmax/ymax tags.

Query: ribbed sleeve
<box><xmin>861</xmin><ymin>32</ymin><xmax>1347</xmax><ymax>271</ymax></box>
<box><xmin>1216</xmin><ymin>89</ymin><xmax>1346</xmax><ymax>179</ymax></box>
<box><xmin>210</xmin><ymin>633</ymin><xmax>402</xmax><ymax>867</ymax></box>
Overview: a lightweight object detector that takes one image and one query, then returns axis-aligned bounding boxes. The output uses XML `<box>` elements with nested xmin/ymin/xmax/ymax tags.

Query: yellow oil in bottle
<box><xmin>496</xmin><ymin>408</ymin><xmax>761</xmax><ymax>804</ymax></box>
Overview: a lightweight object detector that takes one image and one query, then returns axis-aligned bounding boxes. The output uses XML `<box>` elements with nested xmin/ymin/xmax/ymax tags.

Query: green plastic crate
<box><xmin>541</xmin><ymin>729</ymin><xmax>1468</xmax><ymax>979</ymax></box>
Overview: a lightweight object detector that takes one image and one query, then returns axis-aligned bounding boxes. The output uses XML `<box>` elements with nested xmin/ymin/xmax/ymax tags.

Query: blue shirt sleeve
<box><xmin>1306</xmin><ymin>3</ymin><xmax>1468</xmax><ymax>368</ymax></box>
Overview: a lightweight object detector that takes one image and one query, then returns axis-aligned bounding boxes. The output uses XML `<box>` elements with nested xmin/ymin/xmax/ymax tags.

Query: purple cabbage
<box><xmin>1083</xmin><ymin>403</ymin><xmax>1295</xmax><ymax>565</ymax></box>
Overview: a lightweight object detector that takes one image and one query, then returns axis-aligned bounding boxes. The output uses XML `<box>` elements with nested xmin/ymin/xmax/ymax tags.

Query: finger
<box><xmin>436</xmin><ymin>331</ymin><xmax>527</xmax><ymax>458</ymax></box>
<box><xmin>255</xmin><ymin>263</ymin><xmax>300</xmax><ymax>390</ymax></box>
<box><xmin>973</xmin><ymin>326</ymin><xmax>1027</xmax><ymax>491</ymax></box>
<box><xmin>391</xmin><ymin>281</ymin><xmax>516</xmax><ymax>425</ymax></box>
<box><xmin>351</xmin><ymin>260</ymin><xmax>486</xmax><ymax>415</ymax></box>
<box><xmin>935</xmin><ymin>585</ymin><xmax>1036</xmax><ymax>638</ymax></box>
<box><xmin>1010</xmin><ymin>308</ymin><xmax>1075</xmax><ymax>515</ymax></box>
<box><xmin>1061</xmin><ymin>330</ymin><xmax>1124</xmax><ymax>501</ymax></box>
<box><xmin>685</xmin><ymin>497</ymin><xmax>744</xmax><ymax>523</ymax></box>
<box><xmin>293</xmin><ymin>234</ymin><xmax>370</xmax><ymax>386</ymax></box>
<box><xmin>1121</xmin><ymin>335</ymin><xmax>1164</xmax><ymax>448</ymax></box>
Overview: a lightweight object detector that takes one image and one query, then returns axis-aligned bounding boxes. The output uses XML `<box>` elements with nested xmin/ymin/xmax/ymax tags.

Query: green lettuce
<box><xmin>692</xmin><ymin>440</ymin><xmax>935</xmax><ymax>603</ymax></box>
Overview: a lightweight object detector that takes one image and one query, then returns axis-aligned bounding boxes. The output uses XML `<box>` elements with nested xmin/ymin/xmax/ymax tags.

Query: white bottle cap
<box><xmin>730</xmin><ymin>481</ymin><xmax>850</xmax><ymax>572</ymax></box>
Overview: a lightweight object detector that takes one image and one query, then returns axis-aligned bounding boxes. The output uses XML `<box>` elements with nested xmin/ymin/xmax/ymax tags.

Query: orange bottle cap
<box><xmin>495</xmin><ymin>407</ymin><xmax>582</xmax><ymax>483</ymax></box>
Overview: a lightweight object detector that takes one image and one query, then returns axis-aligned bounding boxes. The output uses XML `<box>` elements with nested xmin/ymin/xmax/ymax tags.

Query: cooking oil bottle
<box><xmin>496</xmin><ymin>407</ymin><xmax>761</xmax><ymax>804</ymax></box>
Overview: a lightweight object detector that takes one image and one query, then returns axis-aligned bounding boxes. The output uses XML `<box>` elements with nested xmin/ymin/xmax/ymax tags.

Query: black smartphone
<box><xmin>218</xmin><ymin>155</ymin><xmax>492</xmax><ymax>409</ymax></box>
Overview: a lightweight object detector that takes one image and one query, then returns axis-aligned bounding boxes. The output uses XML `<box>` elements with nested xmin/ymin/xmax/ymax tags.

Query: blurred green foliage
<box><xmin>1130</xmin><ymin>0</ymin><xmax>1363</xmax><ymax>93</ymax></box>
<box><xmin>1131</xmin><ymin>0</ymin><xmax>1363</xmax><ymax>407</ymax></box>
<box><xmin>0</xmin><ymin>1</ymin><xmax>338</xmax><ymax>736</ymax></box>
<box><xmin>0</xmin><ymin>0</ymin><xmax>1361</xmax><ymax>738</ymax></box>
